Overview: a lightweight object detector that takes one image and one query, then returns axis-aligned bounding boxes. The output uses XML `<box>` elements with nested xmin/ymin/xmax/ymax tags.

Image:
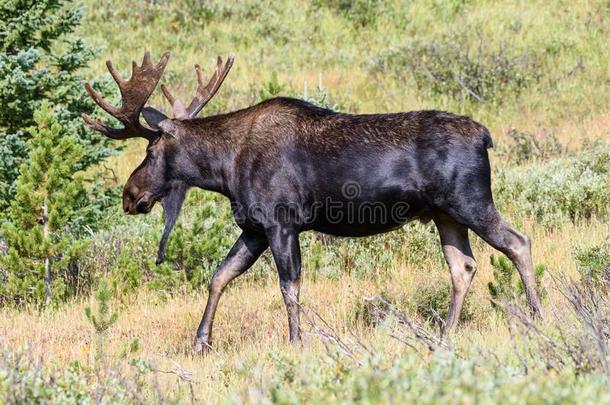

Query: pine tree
<box><xmin>0</xmin><ymin>0</ymin><xmax>118</xmax><ymax>214</ymax></box>
<box><xmin>85</xmin><ymin>278</ymin><xmax>119</xmax><ymax>364</ymax></box>
<box><xmin>0</xmin><ymin>102</ymin><xmax>90</xmax><ymax>306</ymax></box>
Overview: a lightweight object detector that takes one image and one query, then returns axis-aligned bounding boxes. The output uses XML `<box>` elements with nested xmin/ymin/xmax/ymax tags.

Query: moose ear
<box><xmin>142</xmin><ymin>107</ymin><xmax>168</xmax><ymax>129</ymax></box>
<box><xmin>142</xmin><ymin>107</ymin><xmax>178</xmax><ymax>137</ymax></box>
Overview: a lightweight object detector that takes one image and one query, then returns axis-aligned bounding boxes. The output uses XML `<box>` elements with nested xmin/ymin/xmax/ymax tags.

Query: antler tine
<box><xmin>84</xmin><ymin>82</ymin><xmax>120</xmax><ymax>117</ymax></box>
<box><xmin>185</xmin><ymin>54</ymin><xmax>235</xmax><ymax>118</ymax></box>
<box><xmin>83</xmin><ymin>51</ymin><xmax>170</xmax><ymax>140</ymax></box>
<box><xmin>161</xmin><ymin>54</ymin><xmax>235</xmax><ymax>120</ymax></box>
<box><xmin>81</xmin><ymin>113</ymin><xmax>159</xmax><ymax>140</ymax></box>
<box><xmin>105</xmin><ymin>60</ymin><xmax>126</xmax><ymax>89</ymax></box>
<box><xmin>160</xmin><ymin>84</ymin><xmax>176</xmax><ymax>104</ymax></box>
<box><xmin>194</xmin><ymin>63</ymin><xmax>204</xmax><ymax>87</ymax></box>
<box><xmin>160</xmin><ymin>84</ymin><xmax>187</xmax><ymax>118</ymax></box>
<box><xmin>142</xmin><ymin>50</ymin><xmax>152</xmax><ymax>67</ymax></box>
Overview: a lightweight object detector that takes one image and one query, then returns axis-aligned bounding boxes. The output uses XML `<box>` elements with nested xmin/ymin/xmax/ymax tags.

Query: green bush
<box><xmin>373</xmin><ymin>32</ymin><xmax>542</xmax><ymax>105</ymax></box>
<box><xmin>494</xmin><ymin>142</ymin><xmax>610</xmax><ymax>227</ymax></box>
<box><xmin>487</xmin><ymin>254</ymin><xmax>546</xmax><ymax>310</ymax></box>
<box><xmin>73</xmin><ymin>190</ymin><xmax>239</xmax><ymax>298</ymax></box>
<box><xmin>242</xmin><ymin>349</ymin><xmax>610</xmax><ymax>404</ymax></box>
<box><xmin>496</xmin><ymin>128</ymin><xmax>564</xmax><ymax>164</ymax></box>
<box><xmin>414</xmin><ymin>279</ymin><xmax>462</xmax><ymax>324</ymax></box>
<box><xmin>0</xmin><ymin>350</ymin><xmax>176</xmax><ymax>403</ymax></box>
<box><xmin>255</xmin><ymin>68</ymin><xmax>351</xmax><ymax>112</ymax></box>
<box><xmin>302</xmin><ymin>222</ymin><xmax>442</xmax><ymax>282</ymax></box>
<box><xmin>413</xmin><ymin>273</ymin><xmax>486</xmax><ymax>326</ymax></box>
<box><xmin>163</xmin><ymin>190</ymin><xmax>238</xmax><ymax>289</ymax></box>
<box><xmin>76</xmin><ymin>209</ymin><xmax>161</xmax><ymax>299</ymax></box>
<box><xmin>314</xmin><ymin>0</ymin><xmax>381</xmax><ymax>27</ymax></box>
<box><xmin>258</xmin><ymin>70</ymin><xmax>286</xmax><ymax>101</ymax></box>
<box><xmin>353</xmin><ymin>277</ymin><xmax>478</xmax><ymax>328</ymax></box>
<box><xmin>74</xmin><ymin>202</ymin><xmax>443</xmax><ymax>300</ymax></box>
<box><xmin>575</xmin><ymin>241</ymin><xmax>609</xmax><ymax>291</ymax></box>
<box><xmin>353</xmin><ymin>292</ymin><xmax>408</xmax><ymax>327</ymax></box>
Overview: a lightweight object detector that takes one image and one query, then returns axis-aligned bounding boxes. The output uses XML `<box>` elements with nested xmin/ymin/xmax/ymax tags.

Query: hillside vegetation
<box><xmin>0</xmin><ymin>0</ymin><xmax>609</xmax><ymax>403</ymax></box>
<box><xmin>81</xmin><ymin>0</ymin><xmax>609</xmax><ymax>178</ymax></box>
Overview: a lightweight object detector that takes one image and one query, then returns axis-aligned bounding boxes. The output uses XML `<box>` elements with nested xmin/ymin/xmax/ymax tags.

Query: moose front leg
<box><xmin>193</xmin><ymin>231</ymin><xmax>268</xmax><ymax>353</ymax></box>
<box><xmin>266</xmin><ymin>226</ymin><xmax>302</xmax><ymax>344</ymax></box>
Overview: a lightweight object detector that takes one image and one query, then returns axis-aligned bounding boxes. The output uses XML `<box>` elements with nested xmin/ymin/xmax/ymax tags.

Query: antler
<box><xmin>82</xmin><ymin>51</ymin><xmax>170</xmax><ymax>140</ymax></box>
<box><xmin>161</xmin><ymin>54</ymin><xmax>235</xmax><ymax>120</ymax></box>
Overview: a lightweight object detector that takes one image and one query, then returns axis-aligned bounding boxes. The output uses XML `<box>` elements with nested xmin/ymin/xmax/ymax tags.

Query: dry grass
<box><xmin>1</xmin><ymin>218</ymin><xmax>606</xmax><ymax>399</ymax></box>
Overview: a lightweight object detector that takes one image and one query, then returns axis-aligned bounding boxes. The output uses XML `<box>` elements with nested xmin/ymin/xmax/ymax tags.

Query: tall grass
<box><xmin>0</xmin><ymin>216</ymin><xmax>608</xmax><ymax>401</ymax></box>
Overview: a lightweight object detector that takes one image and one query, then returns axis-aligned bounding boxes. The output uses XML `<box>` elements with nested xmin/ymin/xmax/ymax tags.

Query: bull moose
<box><xmin>83</xmin><ymin>51</ymin><xmax>543</xmax><ymax>353</ymax></box>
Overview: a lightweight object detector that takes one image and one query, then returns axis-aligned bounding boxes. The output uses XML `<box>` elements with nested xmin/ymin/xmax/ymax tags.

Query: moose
<box><xmin>83</xmin><ymin>51</ymin><xmax>543</xmax><ymax>353</ymax></box>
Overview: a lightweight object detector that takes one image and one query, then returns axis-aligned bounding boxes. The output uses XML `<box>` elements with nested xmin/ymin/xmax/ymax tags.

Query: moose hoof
<box><xmin>193</xmin><ymin>338</ymin><xmax>212</xmax><ymax>355</ymax></box>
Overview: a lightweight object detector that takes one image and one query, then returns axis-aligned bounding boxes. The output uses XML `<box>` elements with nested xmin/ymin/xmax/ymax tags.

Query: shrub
<box><xmin>313</xmin><ymin>0</ymin><xmax>380</xmax><ymax>27</ymax></box>
<box><xmin>353</xmin><ymin>292</ymin><xmax>409</xmax><ymax>327</ymax></box>
<box><xmin>243</xmin><ymin>338</ymin><xmax>610</xmax><ymax>404</ymax></box>
<box><xmin>487</xmin><ymin>254</ymin><xmax>546</xmax><ymax>310</ymax></box>
<box><xmin>493</xmin><ymin>142</ymin><xmax>610</xmax><ymax>227</ymax></box>
<box><xmin>414</xmin><ymin>276</ymin><xmax>482</xmax><ymax>325</ymax></box>
<box><xmin>255</xmin><ymin>69</ymin><xmax>349</xmax><ymax>112</ymax></box>
<box><xmin>496</xmin><ymin>128</ymin><xmax>564</xmax><ymax>164</ymax></box>
<box><xmin>0</xmin><ymin>350</ymin><xmax>175</xmax><ymax>403</ymax></box>
<box><xmin>575</xmin><ymin>241</ymin><xmax>610</xmax><ymax>292</ymax></box>
<box><xmin>75</xmin><ymin>209</ymin><xmax>161</xmax><ymax>299</ymax></box>
<box><xmin>303</xmin><ymin>222</ymin><xmax>442</xmax><ymax>282</ymax></box>
<box><xmin>258</xmin><ymin>71</ymin><xmax>286</xmax><ymax>101</ymax></box>
<box><xmin>373</xmin><ymin>32</ymin><xmax>542</xmax><ymax>105</ymax></box>
<box><xmin>414</xmin><ymin>278</ymin><xmax>455</xmax><ymax>323</ymax></box>
<box><xmin>172</xmin><ymin>0</ymin><xmax>219</xmax><ymax>29</ymax></box>
<box><xmin>353</xmin><ymin>277</ymin><xmax>478</xmax><ymax>328</ymax></box>
<box><xmin>249</xmin><ymin>283</ymin><xmax>610</xmax><ymax>404</ymax></box>
<box><xmin>78</xmin><ymin>198</ymin><xmax>443</xmax><ymax>299</ymax></box>
<box><xmin>68</xmin><ymin>188</ymin><xmax>241</xmax><ymax>299</ymax></box>
<box><xmin>301</xmin><ymin>82</ymin><xmax>342</xmax><ymax>111</ymax></box>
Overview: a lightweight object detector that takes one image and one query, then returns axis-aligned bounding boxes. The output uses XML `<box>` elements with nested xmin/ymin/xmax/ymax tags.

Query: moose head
<box><xmin>82</xmin><ymin>51</ymin><xmax>234</xmax><ymax>263</ymax></box>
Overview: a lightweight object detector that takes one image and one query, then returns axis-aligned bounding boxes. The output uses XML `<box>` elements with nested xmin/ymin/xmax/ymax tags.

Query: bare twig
<box><xmin>454</xmin><ymin>74</ymin><xmax>485</xmax><ymax>103</ymax></box>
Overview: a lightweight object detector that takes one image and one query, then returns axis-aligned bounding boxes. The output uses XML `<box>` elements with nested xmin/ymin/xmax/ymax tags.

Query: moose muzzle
<box><xmin>123</xmin><ymin>190</ymin><xmax>156</xmax><ymax>215</ymax></box>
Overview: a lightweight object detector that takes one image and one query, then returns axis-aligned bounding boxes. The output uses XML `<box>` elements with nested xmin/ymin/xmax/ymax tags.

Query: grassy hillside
<box><xmin>80</xmin><ymin>0</ymin><xmax>609</xmax><ymax>178</ymax></box>
<box><xmin>1</xmin><ymin>0</ymin><xmax>609</xmax><ymax>403</ymax></box>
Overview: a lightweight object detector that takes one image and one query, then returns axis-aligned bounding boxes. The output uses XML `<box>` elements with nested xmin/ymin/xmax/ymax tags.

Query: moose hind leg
<box><xmin>475</xmin><ymin>212</ymin><xmax>543</xmax><ymax>318</ymax></box>
<box><xmin>434</xmin><ymin>215</ymin><xmax>477</xmax><ymax>332</ymax></box>
<box><xmin>194</xmin><ymin>231</ymin><xmax>268</xmax><ymax>353</ymax></box>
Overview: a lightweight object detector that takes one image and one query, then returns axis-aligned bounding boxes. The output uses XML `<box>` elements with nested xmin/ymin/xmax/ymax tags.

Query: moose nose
<box><xmin>123</xmin><ymin>201</ymin><xmax>136</xmax><ymax>215</ymax></box>
<box><xmin>123</xmin><ymin>186</ymin><xmax>140</xmax><ymax>215</ymax></box>
<box><xmin>134</xmin><ymin>191</ymin><xmax>155</xmax><ymax>214</ymax></box>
